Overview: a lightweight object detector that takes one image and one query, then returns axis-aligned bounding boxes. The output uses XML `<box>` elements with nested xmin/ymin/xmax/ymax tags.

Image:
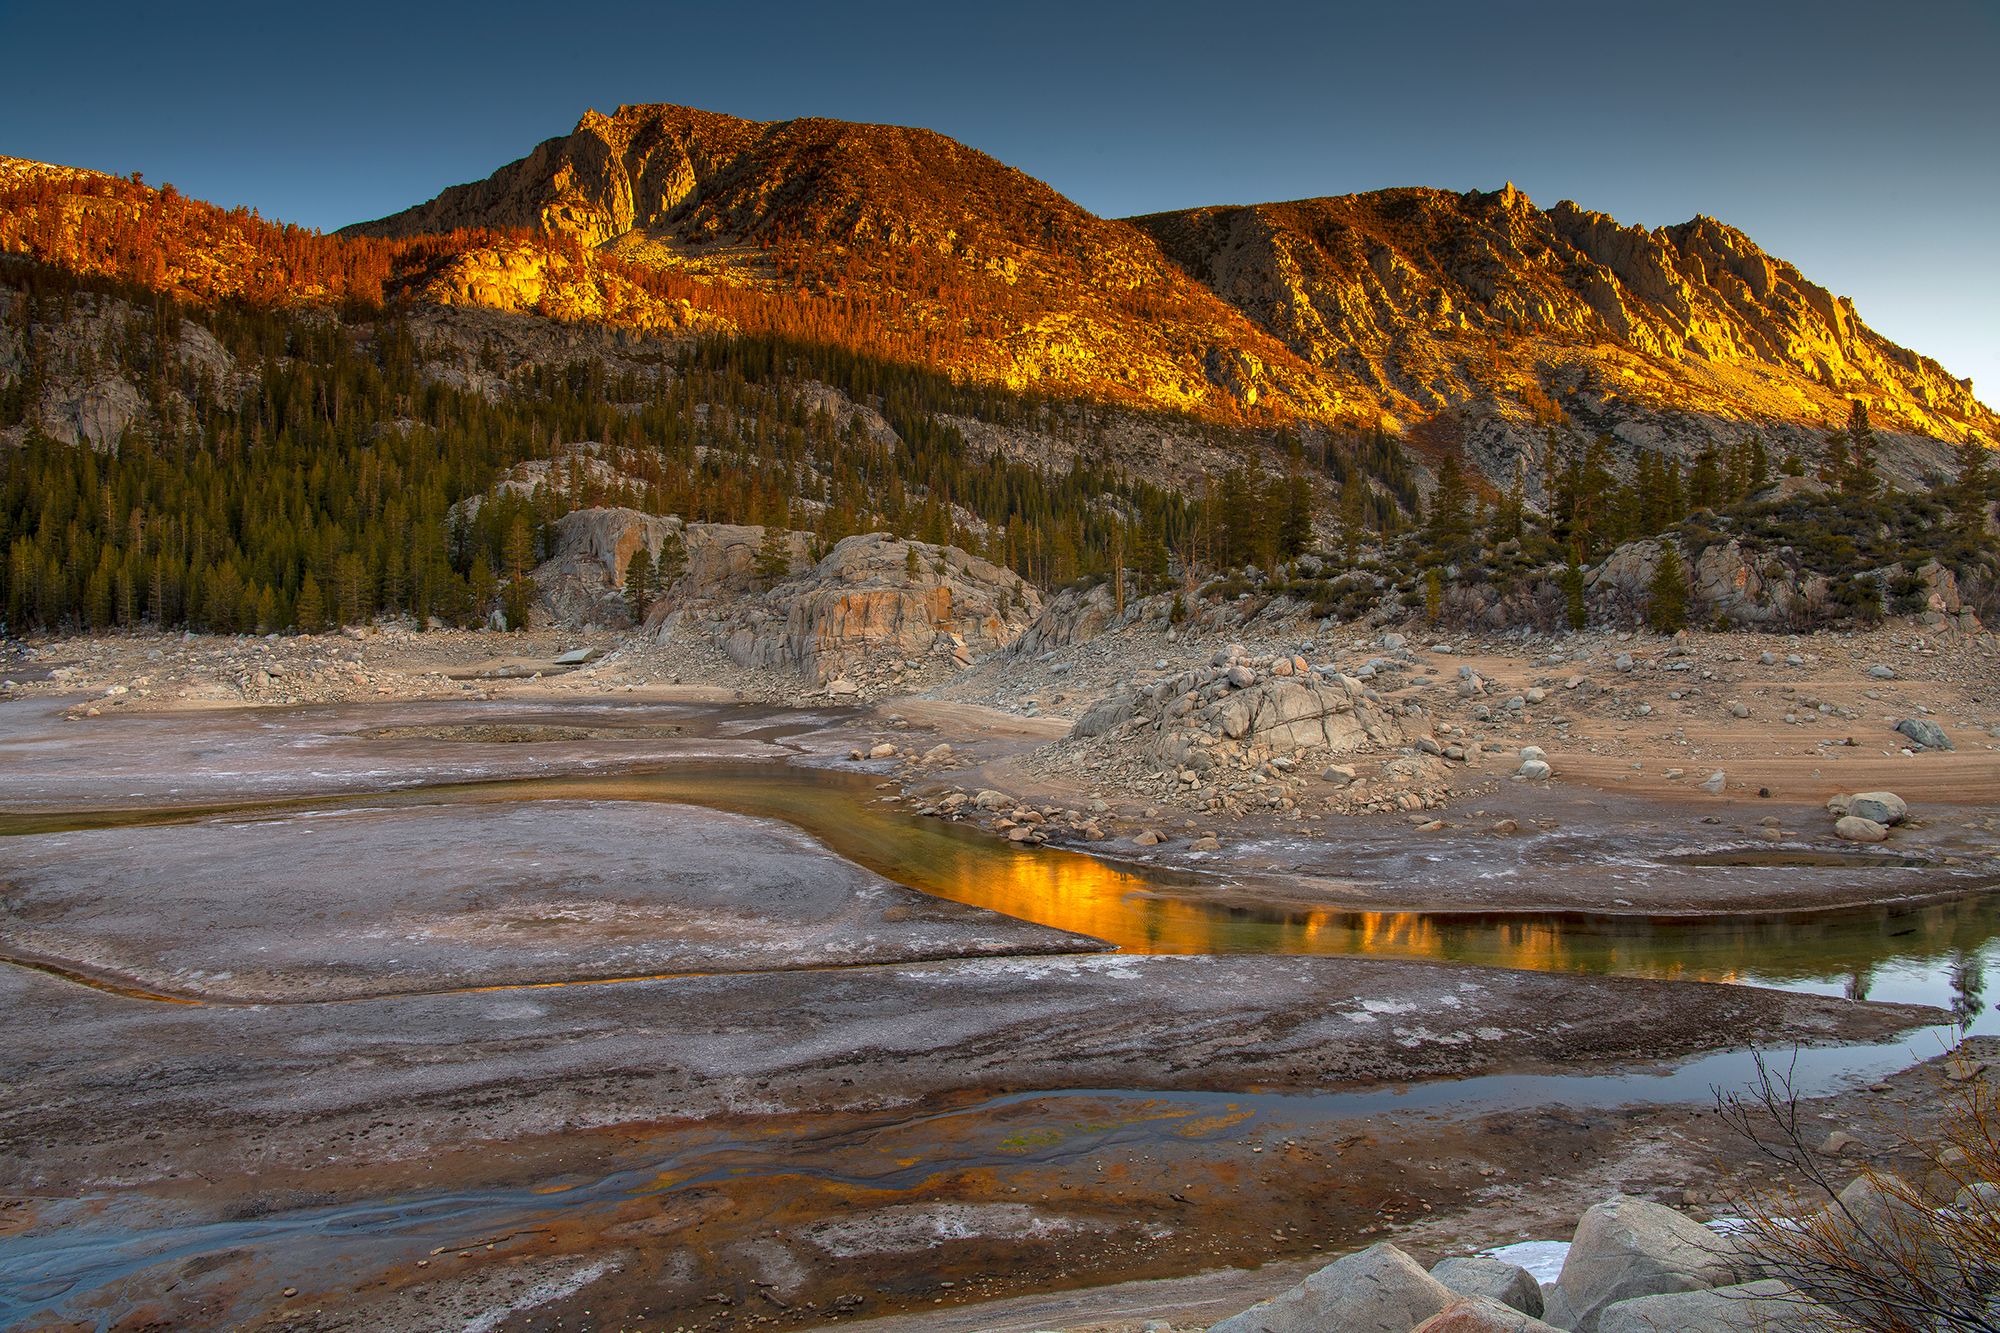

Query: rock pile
<box><xmin>1828</xmin><ymin>790</ymin><xmax>1910</xmax><ymax>843</ymax></box>
<box><xmin>1040</xmin><ymin>642</ymin><xmax>1447</xmax><ymax>817</ymax></box>
<box><xmin>1207</xmin><ymin>1192</ymin><xmax>1848</xmax><ymax>1333</ymax></box>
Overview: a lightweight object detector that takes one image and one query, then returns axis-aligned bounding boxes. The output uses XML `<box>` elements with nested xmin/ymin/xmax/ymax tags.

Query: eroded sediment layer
<box><xmin>0</xmin><ymin>953</ymin><xmax>1935</xmax><ymax>1199</ymax></box>
<box><xmin>0</xmin><ymin>801</ymin><xmax>1103</xmax><ymax>1002</ymax></box>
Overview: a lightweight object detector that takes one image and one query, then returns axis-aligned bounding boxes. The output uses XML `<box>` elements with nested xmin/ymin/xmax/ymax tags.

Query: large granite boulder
<box><xmin>1550</xmin><ymin>1196</ymin><xmax>1740</xmax><ymax>1332</ymax></box>
<box><xmin>1208</xmin><ymin>1242</ymin><xmax>1457</xmax><ymax>1333</ymax></box>
<box><xmin>1415</xmin><ymin>1296</ymin><xmax>1564</xmax><ymax>1332</ymax></box>
<box><xmin>1596</xmin><ymin>1279</ymin><xmax>1847</xmax><ymax>1332</ymax></box>
<box><xmin>1432</xmin><ymin>1256</ymin><xmax>1546</xmax><ymax>1317</ymax></box>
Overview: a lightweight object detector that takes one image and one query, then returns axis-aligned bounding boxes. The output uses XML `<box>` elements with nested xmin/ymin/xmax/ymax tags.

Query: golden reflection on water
<box><xmin>488</xmin><ymin>766</ymin><xmax>1994</xmax><ymax>991</ymax></box>
<box><xmin>6</xmin><ymin>762</ymin><xmax>1990</xmax><ymax>998</ymax></box>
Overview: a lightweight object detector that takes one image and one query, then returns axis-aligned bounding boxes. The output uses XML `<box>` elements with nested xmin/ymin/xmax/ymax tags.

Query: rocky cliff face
<box><xmin>1134</xmin><ymin>185</ymin><xmax>1995</xmax><ymax>478</ymax></box>
<box><xmin>388</xmin><ymin>239</ymin><xmax>730</xmax><ymax>335</ymax></box>
<box><xmin>530</xmin><ymin>508</ymin><xmax>1039</xmax><ymax>682</ymax></box>
<box><xmin>0</xmin><ymin>288</ymin><xmax>243</xmax><ymax>450</ymax></box>
<box><xmin>705</xmin><ymin>532</ymin><xmax>1039</xmax><ymax>683</ymax></box>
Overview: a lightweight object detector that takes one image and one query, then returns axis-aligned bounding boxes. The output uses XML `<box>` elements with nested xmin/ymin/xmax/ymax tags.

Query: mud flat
<box><xmin>0</xmin><ymin>696</ymin><xmax>849</xmax><ymax>811</ymax></box>
<box><xmin>0</xmin><ymin>955</ymin><xmax>1938</xmax><ymax>1329</ymax></box>
<box><xmin>0</xmin><ymin>689</ymin><xmax>1987</xmax><ymax>1332</ymax></box>
<box><xmin>0</xmin><ymin>802</ymin><xmax>1101</xmax><ymax>1001</ymax></box>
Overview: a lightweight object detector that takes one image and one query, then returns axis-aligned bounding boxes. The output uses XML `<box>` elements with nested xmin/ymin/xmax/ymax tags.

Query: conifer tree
<box><xmin>1424</xmin><ymin>456</ymin><xmax>1473</xmax><ymax>565</ymax></box>
<box><xmin>656</xmin><ymin>529</ymin><xmax>687</xmax><ymax>585</ymax></box>
<box><xmin>1646</xmin><ymin>542</ymin><xmax>1689</xmax><ymax>633</ymax></box>
<box><xmin>1563</xmin><ymin>560</ymin><xmax>1587</xmax><ymax>631</ymax></box>
<box><xmin>756</xmin><ymin>526</ymin><xmax>793</xmax><ymax>585</ymax></box>
<box><xmin>1690</xmin><ymin>446</ymin><xmax>1722</xmax><ymax>511</ymax></box>
<box><xmin>295</xmin><ymin>572</ymin><xmax>325</xmax><ymax>633</ymax></box>
<box><xmin>1953</xmin><ymin>438</ymin><xmax>1994</xmax><ymax>548</ymax></box>
<box><xmin>624</xmin><ymin>545</ymin><xmax>653</xmax><ymax>624</ymax></box>
<box><xmin>1842</xmin><ymin>400</ymin><xmax>1879</xmax><ymax>496</ymax></box>
<box><xmin>1278</xmin><ymin>473</ymin><xmax>1314</xmax><ymax>559</ymax></box>
<box><xmin>467</xmin><ymin>555</ymin><xmax>498</xmax><ymax>626</ymax></box>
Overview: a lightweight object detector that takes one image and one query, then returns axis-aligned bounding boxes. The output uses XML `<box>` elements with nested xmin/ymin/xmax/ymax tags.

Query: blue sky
<box><xmin>3</xmin><ymin>0</ymin><xmax>1994</xmax><ymax>406</ymax></box>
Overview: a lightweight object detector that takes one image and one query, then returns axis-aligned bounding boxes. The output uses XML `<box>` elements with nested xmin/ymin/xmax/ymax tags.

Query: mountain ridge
<box><xmin>338</xmin><ymin>102</ymin><xmax>1993</xmax><ymax>462</ymax></box>
<box><xmin>343</xmin><ymin>103</ymin><xmax>1352</xmax><ymax>420</ymax></box>
<box><xmin>1132</xmin><ymin>183</ymin><xmax>1987</xmax><ymax>450</ymax></box>
<box><xmin>5</xmin><ymin>104</ymin><xmax>1992</xmax><ymax>467</ymax></box>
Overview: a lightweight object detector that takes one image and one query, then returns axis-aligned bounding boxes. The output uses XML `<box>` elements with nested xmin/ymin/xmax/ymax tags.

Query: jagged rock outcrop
<box><xmin>390</xmin><ymin>240</ymin><xmax>729</xmax><ymax>334</ymax></box>
<box><xmin>527</xmin><ymin>507</ymin><xmax>814</xmax><ymax>628</ymax></box>
<box><xmin>690</xmin><ymin>532</ymin><xmax>1040</xmax><ymax>682</ymax></box>
<box><xmin>1586</xmin><ymin>538</ymin><xmax>1979</xmax><ymax>630</ymax></box>
<box><xmin>1135</xmin><ymin>185</ymin><xmax>1994</xmax><ymax>479</ymax></box>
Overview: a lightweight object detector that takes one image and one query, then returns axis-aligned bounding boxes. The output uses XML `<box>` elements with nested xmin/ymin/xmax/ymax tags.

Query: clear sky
<box><xmin>3</xmin><ymin>0</ymin><xmax>1994</xmax><ymax>405</ymax></box>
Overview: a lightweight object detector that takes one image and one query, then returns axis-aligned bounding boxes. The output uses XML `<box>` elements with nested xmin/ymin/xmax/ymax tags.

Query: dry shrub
<box><xmin>1717</xmin><ymin>1047</ymin><xmax>2000</xmax><ymax>1331</ymax></box>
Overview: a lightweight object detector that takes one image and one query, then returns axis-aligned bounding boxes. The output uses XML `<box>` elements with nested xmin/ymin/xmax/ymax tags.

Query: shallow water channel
<box><xmin>4</xmin><ymin>755</ymin><xmax>1998</xmax><ymax>1328</ymax></box>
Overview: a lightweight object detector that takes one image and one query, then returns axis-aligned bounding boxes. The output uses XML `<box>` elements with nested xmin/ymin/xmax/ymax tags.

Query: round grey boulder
<box><xmin>1835</xmin><ymin>815</ymin><xmax>1889</xmax><ymax>843</ymax></box>
<box><xmin>1846</xmin><ymin>791</ymin><xmax>1908</xmax><ymax>825</ymax></box>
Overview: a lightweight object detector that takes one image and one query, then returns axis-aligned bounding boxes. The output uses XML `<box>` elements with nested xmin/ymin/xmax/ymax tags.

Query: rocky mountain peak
<box><xmin>1133</xmin><ymin>184</ymin><xmax>1993</xmax><ymax>459</ymax></box>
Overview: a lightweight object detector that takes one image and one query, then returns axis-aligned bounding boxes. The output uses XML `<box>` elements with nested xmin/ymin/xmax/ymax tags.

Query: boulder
<box><xmin>1700</xmin><ymin>771</ymin><xmax>1727</xmax><ymax>794</ymax></box>
<box><xmin>1552</xmin><ymin>1196</ymin><xmax>1740</xmax><ymax>1332</ymax></box>
<box><xmin>1431</xmin><ymin>1257</ymin><xmax>1545</xmax><ymax>1316</ymax></box>
<box><xmin>1846</xmin><ymin>791</ymin><xmax>1908</xmax><ymax>825</ymax></box>
<box><xmin>1071</xmin><ymin>691</ymin><xmax>1136</xmax><ymax>739</ymax></box>
<box><xmin>1834</xmin><ymin>815</ymin><xmax>1889</xmax><ymax>843</ymax></box>
<box><xmin>1195</xmin><ymin>674</ymin><xmax>1404</xmax><ymax>753</ymax></box>
<box><xmin>1690</xmin><ymin>540</ymin><xmax>1780</xmax><ymax>625</ymax></box>
<box><xmin>1894</xmin><ymin>719</ymin><xmax>1953</xmax><ymax>751</ymax></box>
<box><xmin>1518</xmin><ymin>758</ymin><xmax>1553</xmax><ymax>781</ymax></box>
<box><xmin>1413</xmin><ymin>1295</ymin><xmax>1562</xmax><ymax>1332</ymax></box>
<box><xmin>1208</xmin><ymin>1242</ymin><xmax>1457</xmax><ymax>1333</ymax></box>
<box><xmin>1595</xmin><ymin>1279</ymin><xmax>1842</xmax><ymax>1332</ymax></box>
<box><xmin>1809</xmin><ymin>1172</ymin><xmax>1942</xmax><ymax>1264</ymax></box>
